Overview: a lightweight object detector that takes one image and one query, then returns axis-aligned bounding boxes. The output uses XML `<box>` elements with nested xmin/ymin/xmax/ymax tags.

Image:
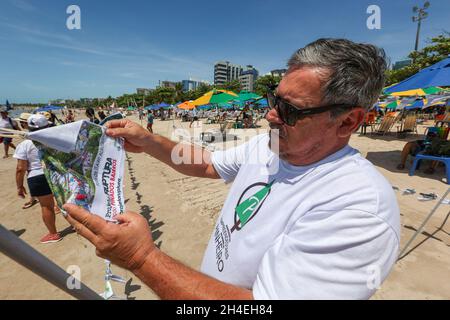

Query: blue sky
<box><xmin>0</xmin><ymin>0</ymin><xmax>449</xmax><ymax>103</ymax></box>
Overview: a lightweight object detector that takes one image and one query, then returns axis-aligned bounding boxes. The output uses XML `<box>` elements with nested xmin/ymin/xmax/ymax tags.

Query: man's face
<box><xmin>266</xmin><ymin>67</ymin><xmax>345</xmax><ymax>166</ymax></box>
<box><xmin>1</xmin><ymin>112</ymin><xmax>7</xmax><ymax>119</ymax></box>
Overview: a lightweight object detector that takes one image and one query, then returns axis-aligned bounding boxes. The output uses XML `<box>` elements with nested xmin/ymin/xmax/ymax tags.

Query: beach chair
<box><xmin>397</xmin><ymin>113</ymin><xmax>417</xmax><ymax>137</ymax></box>
<box><xmin>435</xmin><ymin>112</ymin><xmax>450</xmax><ymax>126</ymax></box>
<box><xmin>360</xmin><ymin>112</ymin><xmax>376</xmax><ymax>135</ymax></box>
<box><xmin>372</xmin><ymin>113</ymin><xmax>398</xmax><ymax>135</ymax></box>
<box><xmin>409</xmin><ymin>152</ymin><xmax>450</xmax><ymax>184</ymax></box>
<box><xmin>200</xmin><ymin>120</ymin><xmax>236</xmax><ymax>143</ymax></box>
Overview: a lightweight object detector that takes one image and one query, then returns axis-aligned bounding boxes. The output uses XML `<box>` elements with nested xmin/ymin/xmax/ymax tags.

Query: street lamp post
<box><xmin>412</xmin><ymin>1</ymin><xmax>430</xmax><ymax>55</ymax></box>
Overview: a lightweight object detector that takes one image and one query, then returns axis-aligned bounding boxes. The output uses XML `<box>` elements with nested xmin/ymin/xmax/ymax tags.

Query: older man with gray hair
<box><xmin>64</xmin><ymin>38</ymin><xmax>400</xmax><ymax>300</ymax></box>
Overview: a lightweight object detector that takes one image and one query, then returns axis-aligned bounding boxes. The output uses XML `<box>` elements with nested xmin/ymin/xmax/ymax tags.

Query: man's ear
<box><xmin>336</xmin><ymin>108</ymin><xmax>365</xmax><ymax>138</ymax></box>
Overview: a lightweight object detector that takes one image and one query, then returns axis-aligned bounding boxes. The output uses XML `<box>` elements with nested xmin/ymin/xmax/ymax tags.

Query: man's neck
<box><xmin>285</xmin><ymin>140</ymin><xmax>349</xmax><ymax>167</ymax></box>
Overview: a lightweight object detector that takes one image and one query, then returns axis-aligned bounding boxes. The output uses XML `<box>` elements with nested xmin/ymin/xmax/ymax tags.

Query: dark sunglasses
<box><xmin>266</xmin><ymin>87</ymin><xmax>355</xmax><ymax>126</ymax></box>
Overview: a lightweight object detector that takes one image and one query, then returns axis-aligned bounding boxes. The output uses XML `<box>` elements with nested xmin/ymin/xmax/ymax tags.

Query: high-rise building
<box><xmin>239</xmin><ymin>65</ymin><xmax>259</xmax><ymax>92</ymax></box>
<box><xmin>181</xmin><ymin>79</ymin><xmax>210</xmax><ymax>92</ymax></box>
<box><xmin>159</xmin><ymin>81</ymin><xmax>178</xmax><ymax>89</ymax></box>
<box><xmin>214</xmin><ymin>61</ymin><xmax>243</xmax><ymax>85</ymax></box>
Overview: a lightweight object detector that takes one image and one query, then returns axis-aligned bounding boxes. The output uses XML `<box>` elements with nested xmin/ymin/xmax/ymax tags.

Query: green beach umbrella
<box><xmin>385</xmin><ymin>100</ymin><xmax>400</xmax><ymax>110</ymax></box>
<box><xmin>235</xmin><ymin>91</ymin><xmax>262</xmax><ymax>102</ymax></box>
<box><xmin>193</xmin><ymin>89</ymin><xmax>238</xmax><ymax>106</ymax></box>
<box><xmin>389</xmin><ymin>86</ymin><xmax>443</xmax><ymax>97</ymax></box>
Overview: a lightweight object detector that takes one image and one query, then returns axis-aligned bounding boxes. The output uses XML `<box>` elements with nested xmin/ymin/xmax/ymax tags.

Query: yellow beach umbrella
<box><xmin>193</xmin><ymin>89</ymin><xmax>238</xmax><ymax>106</ymax></box>
<box><xmin>389</xmin><ymin>86</ymin><xmax>443</xmax><ymax>97</ymax></box>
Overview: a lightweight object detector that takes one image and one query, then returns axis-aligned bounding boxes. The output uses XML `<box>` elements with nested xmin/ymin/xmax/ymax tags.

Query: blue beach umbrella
<box><xmin>385</xmin><ymin>55</ymin><xmax>450</xmax><ymax>94</ymax></box>
<box><xmin>156</xmin><ymin>102</ymin><xmax>171</xmax><ymax>109</ymax></box>
<box><xmin>255</xmin><ymin>98</ymin><xmax>268</xmax><ymax>108</ymax></box>
<box><xmin>34</xmin><ymin>105</ymin><xmax>64</xmax><ymax>113</ymax></box>
<box><xmin>405</xmin><ymin>99</ymin><xmax>426</xmax><ymax>110</ymax></box>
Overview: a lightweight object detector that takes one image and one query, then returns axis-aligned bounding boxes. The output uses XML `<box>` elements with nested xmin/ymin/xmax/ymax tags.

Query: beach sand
<box><xmin>0</xmin><ymin>115</ymin><xmax>449</xmax><ymax>299</ymax></box>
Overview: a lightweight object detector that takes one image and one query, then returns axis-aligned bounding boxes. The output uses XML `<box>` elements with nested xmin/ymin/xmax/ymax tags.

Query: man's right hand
<box><xmin>105</xmin><ymin>119</ymin><xmax>152</xmax><ymax>153</ymax></box>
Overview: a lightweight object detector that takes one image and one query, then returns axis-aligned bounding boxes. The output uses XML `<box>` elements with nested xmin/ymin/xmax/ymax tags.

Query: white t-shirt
<box><xmin>0</xmin><ymin>117</ymin><xmax>13</xmax><ymax>129</ymax></box>
<box><xmin>201</xmin><ymin>134</ymin><xmax>400</xmax><ymax>300</ymax></box>
<box><xmin>13</xmin><ymin>140</ymin><xmax>44</xmax><ymax>178</ymax></box>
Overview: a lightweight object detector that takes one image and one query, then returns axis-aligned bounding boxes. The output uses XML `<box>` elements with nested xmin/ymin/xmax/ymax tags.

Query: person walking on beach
<box><xmin>0</xmin><ymin>109</ymin><xmax>17</xmax><ymax>158</ymax></box>
<box><xmin>146</xmin><ymin>111</ymin><xmax>154</xmax><ymax>133</ymax></box>
<box><xmin>14</xmin><ymin>114</ymin><xmax>62</xmax><ymax>244</ymax></box>
<box><xmin>64</xmin><ymin>38</ymin><xmax>400</xmax><ymax>300</ymax></box>
<box><xmin>65</xmin><ymin>110</ymin><xmax>75</xmax><ymax>123</ymax></box>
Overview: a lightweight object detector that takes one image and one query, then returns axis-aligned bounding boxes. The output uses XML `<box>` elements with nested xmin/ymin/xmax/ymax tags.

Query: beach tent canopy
<box><xmin>193</xmin><ymin>89</ymin><xmax>238</xmax><ymax>106</ymax></box>
<box><xmin>144</xmin><ymin>105</ymin><xmax>160</xmax><ymax>110</ymax></box>
<box><xmin>145</xmin><ymin>103</ymin><xmax>171</xmax><ymax>110</ymax></box>
<box><xmin>34</xmin><ymin>105</ymin><xmax>64</xmax><ymax>113</ymax></box>
<box><xmin>156</xmin><ymin>102</ymin><xmax>171</xmax><ymax>109</ymax></box>
<box><xmin>389</xmin><ymin>86</ymin><xmax>443</xmax><ymax>97</ymax></box>
<box><xmin>385</xmin><ymin>55</ymin><xmax>450</xmax><ymax>94</ymax></box>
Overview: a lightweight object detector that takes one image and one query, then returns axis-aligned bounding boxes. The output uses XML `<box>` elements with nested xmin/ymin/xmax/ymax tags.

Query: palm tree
<box><xmin>174</xmin><ymin>82</ymin><xmax>185</xmax><ymax>103</ymax></box>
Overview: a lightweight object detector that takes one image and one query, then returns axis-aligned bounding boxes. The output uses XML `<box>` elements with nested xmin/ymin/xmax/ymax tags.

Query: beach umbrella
<box><xmin>230</xmin><ymin>100</ymin><xmax>245</xmax><ymax>107</ymax></box>
<box><xmin>193</xmin><ymin>89</ymin><xmax>238</xmax><ymax>106</ymax></box>
<box><xmin>405</xmin><ymin>98</ymin><xmax>427</xmax><ymax>110</ymax></box>
<box><xmin>157</xmin><ymin>102</ymin><xmax>171</xmax><ymax>109</ymax></box>
<box><xmin>235</xmin><ymin>91</ymin><xmax>262</xmax><ymax>102</ymax></box>
<box><xmin>218</xmin><ymin>102</ymin><xmax>233</xmax><ymax>109</ymax></box>
<box><xmin>389</xmin><ymin>86</ymin><xmax>443</xmax><ymax>97</ymax></box>
<box><xmin>384</xmin><ymin>100</ymin><xmax>401</xmax><ymax>110</ymax></box>
<box><xmin>197</xmin><ymin>104</ymin><xmax>213</xmax><ymax>110</ymax></box>
<box><xmin>34</xmin><ymin>105</ymin><xmax>64</xmax><ymax>113</ymax></box>
<box><xmin>382</xmin><ymin>83</ymin><xmax>398</xmax><ymax>94</ymax></box>
<box><xmin>178</xmin><ymin>101</ymin><xmax>196</xmax><ymax>110</ymax></box>
<box><xmin>424</xmin><ymin>95</ymin><xmax>450</xmax><ymax>108</ymax></box>
<box><xmin>385</xmin><ymin>55</ymin><xmax>450</xmax><ymax>94</ymax></box>
<box><xmin>255</xmin><ymin>98</ymin><xmax>268</xmax><ymax>107</ymax></box>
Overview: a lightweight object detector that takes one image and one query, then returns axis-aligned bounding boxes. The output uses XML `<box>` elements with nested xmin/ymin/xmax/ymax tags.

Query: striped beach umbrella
<box><xmin>193</xmin><ymin>89</ymin><xmax>238</xmax><ymax>106</ymax></box>
<box><xmin>389</xmin><ymin>86</ymin><xmax>443</xmax><ymax>97</ymax></box>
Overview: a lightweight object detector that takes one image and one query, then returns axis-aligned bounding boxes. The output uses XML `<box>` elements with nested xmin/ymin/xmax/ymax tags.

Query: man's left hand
<box><xmin>63</xmin><ymin>204</ymin><xmax>155</xmax><ymax>272</ymax></box>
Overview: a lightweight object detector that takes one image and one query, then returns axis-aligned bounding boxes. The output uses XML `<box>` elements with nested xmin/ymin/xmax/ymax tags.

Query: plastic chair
<box><xmin>409</xmin><ymin>153</ymin><xmax>450</xmax><ymax>184</ymax></box>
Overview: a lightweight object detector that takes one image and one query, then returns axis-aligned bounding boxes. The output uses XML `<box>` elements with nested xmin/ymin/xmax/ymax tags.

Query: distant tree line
<box><xmin>385</xmin><ymin>32</ymin><xmax>450</xmax><ymax>86</ymax></box>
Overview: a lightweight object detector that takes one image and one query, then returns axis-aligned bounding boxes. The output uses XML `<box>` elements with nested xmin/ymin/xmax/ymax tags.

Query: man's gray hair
<box><xmin>287</xmin><ymin>38</ymin><xmax>388</xmax><ymax>115</ymax></box>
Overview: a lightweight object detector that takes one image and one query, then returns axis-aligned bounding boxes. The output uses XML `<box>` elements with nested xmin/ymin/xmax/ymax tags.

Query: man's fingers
<box><xmin>114</xmin><ymin>211</ymin><xmax>140</xmax><ymax>224</ymax></box>
<box><xmin>66</xmin><ymin>215</ymin><xmax>98</xmax><ymax>244</ymax></box>
<box><xmin>63</xmin><ymin>204</ymin><xmax>108</xmax><ymax>235</ymax></box>
<box><xmin>105</xmin><ymin>119</ymin><xmax>130</xmax><ymax>129</ymax></box>
<box><xmin>106</xmin><ymin>127</ymin><xmax>132</xmax><ymax>139</ymax></box>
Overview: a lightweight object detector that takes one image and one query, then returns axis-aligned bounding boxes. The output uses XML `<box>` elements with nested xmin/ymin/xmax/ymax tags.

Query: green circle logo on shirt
<box><xmin>231</xmin><ymin>180</ymin><xmax>274</xmax><ymax>233</ymax></box>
